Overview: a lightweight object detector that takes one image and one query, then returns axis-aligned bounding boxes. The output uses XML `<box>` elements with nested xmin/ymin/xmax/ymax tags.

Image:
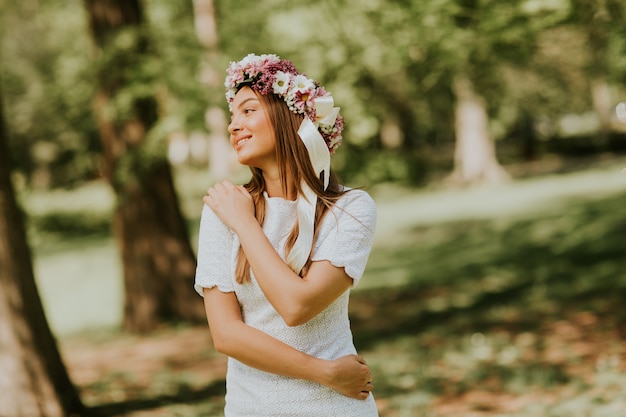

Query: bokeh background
<box><xmin>1</xmin><ymin>0</ymin><xmax>626</xmax><ymax>416</ymax></box>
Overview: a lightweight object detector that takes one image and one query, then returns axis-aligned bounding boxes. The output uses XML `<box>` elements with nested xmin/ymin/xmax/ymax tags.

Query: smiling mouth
<box><xmin>234</xmin><ymin>136</ymin><xmax>251</xmax><ymax>149</ymax></box>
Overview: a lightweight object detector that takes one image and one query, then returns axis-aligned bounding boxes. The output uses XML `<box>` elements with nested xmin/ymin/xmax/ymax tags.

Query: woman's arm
<box><xmin>205</xmin><ymin>181</ymin><xmax>352</xmax><ymax>326</ymax></box>
<box><xmin>203</xmin><ymin>286</ymin><xmax>372</xmax><ymax>399</ymax></box>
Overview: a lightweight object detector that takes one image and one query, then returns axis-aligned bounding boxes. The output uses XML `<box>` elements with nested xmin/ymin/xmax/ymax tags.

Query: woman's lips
<box><xmin>234</xmin><ymin>136</ymin><xmax>251</xmax><ymax>149</ymax></box>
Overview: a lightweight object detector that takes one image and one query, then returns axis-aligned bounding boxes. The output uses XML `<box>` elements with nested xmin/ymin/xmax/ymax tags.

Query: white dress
<box><xmin>194</xmin><ymin>189</ymin><xmax>378</xmax><ymax>417</ymax></box>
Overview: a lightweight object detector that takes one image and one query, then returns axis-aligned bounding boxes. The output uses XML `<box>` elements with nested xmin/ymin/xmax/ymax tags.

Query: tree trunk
<box><xmin>448</xmin><ymin>75</ymin><xmax>509</xmax><ymax>186</ymax></box>
<box><xmin>0</xmin><ymin>87</ymin><xmax>85</xmax><ymax>416</ymax></box>
<box><xmin>590</xmin><ymin>77</ymin><xmax>612</xmax><ymax>137</ymax></box>
<box><xmin>85</xmin><ymin>0</ymin><xmax>205</xmax><ymax>332</ymax></box>
<box><xmin>193</xmin><ymin>0</ymin><xmax>235</xmax><ymax>180</ymax></box>
<box><xmin>578</xmin><ymin>0</ymin><xmax>618</xmax><ymax>138</ymax></box>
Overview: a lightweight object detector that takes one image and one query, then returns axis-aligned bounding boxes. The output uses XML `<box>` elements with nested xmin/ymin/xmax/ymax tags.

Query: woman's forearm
<box><xmin>204</xmin><ymin>286</ymin><xmax>327</xmax><ymax>382</ymax></box>
<box><xmin>214</xmin><ymin>318</ymin><xmax>330</xmax><ymax>383</ymax></box>
<box><xmin>234</xmin><ymin>218</ymin><xmax>349</xmax><ymax>326</ymax></box>
<box><xmin>202</xmin><ymin>289</ymin><xmax>370</xmax><ymax>399</ymax></box>
<box><xmin>215</xmin><ymin>322</ymin><xmax>371</xmax><ymax>399</ymax></box>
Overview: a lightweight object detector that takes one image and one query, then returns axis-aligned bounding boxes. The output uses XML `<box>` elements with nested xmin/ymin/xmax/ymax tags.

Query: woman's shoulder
<box><xmin>336</xmin><ymin>187</ymin><xmax>376</xmax><ymax>211</ymax></box>
<box><xmin>324</xmin><ymin>187</ymin><xmax>376</xmax><ymax>228</ymax></box>
<box><xmin>200</xmin><ymin>203</ymin><xmax>236</xmax><ymax>237</ymax></box>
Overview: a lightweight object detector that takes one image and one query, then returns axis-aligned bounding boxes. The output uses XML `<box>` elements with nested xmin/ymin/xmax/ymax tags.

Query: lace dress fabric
<box><xmin>195</xmin><ymin>189</ymin><xmax>378</xmax><ymax>416</ymax></box>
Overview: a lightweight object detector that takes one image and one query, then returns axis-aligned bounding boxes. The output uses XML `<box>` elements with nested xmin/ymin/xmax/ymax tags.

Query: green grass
<box><xmin>349</xmin><ymin>158</ymin><xmax>626</xmax><ymax>416</ymax></box>
<box><xmin>22</xmin><ymin>157</ymin><xmax>626</xmax><ymax>416</ymax></box>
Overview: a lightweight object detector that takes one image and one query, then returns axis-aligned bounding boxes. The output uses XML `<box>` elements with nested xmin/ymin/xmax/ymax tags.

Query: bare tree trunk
<box><xmin>578</xmin><ymin>0</ymin><xmax>620</xmax><ymax>138</ymax></box>
<box><xmin>590</xmin><ymin>78</ymin><xmax>612</xmax><ymax>136</ymax></box>
<box><xmin>85</xmin><ymin>0</ymin><xmax>205</xmax><ymax>332</ymax></box>
<box><xmin>193</xmin><ymin>0</ymin><xmax>235</xmax><ymax>180</ymax></box>
<box><xmin>448</xmin><ymin>75</ymin><xmax>509</xmax><ymax>186</ymax></box>
<box><xmin>0</xmin><ymin>87</ymin><xmax>84</xmax><ymax>416</ymax></box>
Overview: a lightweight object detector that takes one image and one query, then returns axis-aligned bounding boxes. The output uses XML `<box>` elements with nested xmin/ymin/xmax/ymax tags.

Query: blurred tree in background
<box><xmin>567</xmin><ymin>0</ymin><xmax>625</xmax><ymax>138</ymax></box>
<box><xmin>0</xmin><ymin>84</ymin><xmax>84</xmax><ymax>416</ymax></box>
<box><xmin>1</xmin><ymin>1</ymin><xmax>99</xmax><ymax>188</ymax></box>
<box><xmin>442</xmin><ymin>0</ymin><xmax>566</xmax><ymax>185</ymax></box>
<box><xmin>82</xmin><ymin>0</ymin><xmax>204</xmax><ymax>332</ymax></box>
<box><xmin>191</xmin><ymin>0</ymin><xmax>236</xmax><ymax>180</ymax></box>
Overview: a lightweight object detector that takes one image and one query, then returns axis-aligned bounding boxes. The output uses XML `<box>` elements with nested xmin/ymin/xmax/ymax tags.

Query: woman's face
<box><xmin>228</xmin><ymin>86</ymin><xmax>276</xmax><ymax>169</ymax></box>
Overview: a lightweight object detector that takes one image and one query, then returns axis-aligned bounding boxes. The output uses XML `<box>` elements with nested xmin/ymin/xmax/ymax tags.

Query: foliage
<box><xmin>211</xmin><ymin>0</ymin><xmax>622</xmax><ymax>184</ymax></box>
<box><xmin>145</xmin><ymin>1</ymin><xmax>208</xmax><ymax>130</ymax></box>
<box><xmin>1</xmin><ymin>0</ymin><xmax>206</xmax><ymax>187</ymax></box>
<box><xmin>2</xmin><ymin>0</ymin><xmax>626</xmax><ymax>188</ymax></box>
<box><xmin>1</xmin><ymin>1</ymin><xmax>100</xmax><ymax>187</ymax></box>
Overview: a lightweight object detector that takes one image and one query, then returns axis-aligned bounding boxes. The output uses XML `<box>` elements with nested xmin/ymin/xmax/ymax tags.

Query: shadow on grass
<box><xmin>44</xmin><ymin>184</ymin><xmax>624</xmax><ymax>415</ymax></box>
<box><xmin>351</xmin><ymin>191</ymin><xmax>626</xmax><ymax>350</ymax></box>
<box><xmin>88</xmin><ymin>379</ymin><xmax>226</xmax><ymax>417</ymax></box>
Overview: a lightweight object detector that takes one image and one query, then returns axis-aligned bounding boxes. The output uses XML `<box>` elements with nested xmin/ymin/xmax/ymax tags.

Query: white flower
<box><xmin>329</xmin><ymin>136</ymin><xmax>341</xmax><ymax>149</ymax></box>
<box><xmin>272</xmin><ymin>71</ymin><xmax>291</xmax><ymax>95</ymax></box>
<box><xmin>240</xmin><ymin>53</ymin><xmax>258</xmax><ymax>66</ymax></box>
<box><xmin>292</xmin><ymin>75</ymin><xmax>315</xmax><ymax>93</ymax></box>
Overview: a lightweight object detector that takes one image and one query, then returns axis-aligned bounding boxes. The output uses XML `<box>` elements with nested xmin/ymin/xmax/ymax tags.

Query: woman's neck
<box><xmin>263</xmin><ymin>169</ymin><xmax>297</xmax><ymax>200</ymax></box>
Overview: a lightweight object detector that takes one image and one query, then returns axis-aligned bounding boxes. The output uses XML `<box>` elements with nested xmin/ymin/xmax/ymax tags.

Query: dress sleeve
<box><xmin>311</xmin><ymin>189</ymin><xmax>377</xmax><ymax>287</ymax></box>
<box><xmin>194</xmin><ymin>204</ymin><xmax>236</xmax><ymax>296</ymax></box>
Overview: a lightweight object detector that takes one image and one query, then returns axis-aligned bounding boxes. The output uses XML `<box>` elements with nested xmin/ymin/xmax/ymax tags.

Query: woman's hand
<box><xmin>204</xmin><ymin>180</ymin><xmax>255</xmax><ymax>233</ymax></box>
<box><xmin>323</xmin><ymin>354</ymin><xmax>373</xmax><ymax>400</ymax></box>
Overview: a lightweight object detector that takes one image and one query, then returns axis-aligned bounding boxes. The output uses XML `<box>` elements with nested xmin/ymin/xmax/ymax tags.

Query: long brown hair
<box><xmin>234</xmin><ymin>90</ymin><xmax>347</xmax><ymax>283</ymax></box>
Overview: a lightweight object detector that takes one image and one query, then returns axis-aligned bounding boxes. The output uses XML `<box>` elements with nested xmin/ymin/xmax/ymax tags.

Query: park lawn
<box><xmin>24</xmin><ymin>156</ymin><xmax>626</xmax><ymax>416</ymax></box>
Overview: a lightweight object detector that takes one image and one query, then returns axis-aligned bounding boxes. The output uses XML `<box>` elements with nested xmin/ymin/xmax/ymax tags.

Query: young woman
<box><xmin>194</xmin><ymin>53</ymin><xmax>378</xmax><ymax>416</ymax></box>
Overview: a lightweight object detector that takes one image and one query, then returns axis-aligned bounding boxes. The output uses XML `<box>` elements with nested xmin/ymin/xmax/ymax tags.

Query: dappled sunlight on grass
<box><xmin>350</xmin><ymin>187</ymin><xmax>626</xmax><ymax>416</ymax></box>
<box><xmin>370</xmin><ymin>156</ymin><xmax>626</xmax><ymax>248</ymax></box>
<box><xmin>62</xmin><ymin>326</ymin><xmax>227</xmax><ymax>417</ymax></box>
<box><xmin>34</xmin><ymin>239</ymin><xmax>123</xmax><ymax>335</ymax></box>
<box><xmin>354</xmin><ymin>302</ymin><xmax>626</xmax><ymax>416</ymax></box>
<box><xmin>23</xmin><ymin>157</ymin><xmax>626</xmax><ymax>416</ymax></box>
<box><xmin>364</xmin><ymin>189</ymin><xmax>626</xmax><ymax>294</ymax></box>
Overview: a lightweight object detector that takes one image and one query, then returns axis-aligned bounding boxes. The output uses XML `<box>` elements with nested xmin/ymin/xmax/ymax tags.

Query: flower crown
<box><xmin>225</xmin><ymin>53</ymin><xmax>343</xmax><ymax>154</ymax></box>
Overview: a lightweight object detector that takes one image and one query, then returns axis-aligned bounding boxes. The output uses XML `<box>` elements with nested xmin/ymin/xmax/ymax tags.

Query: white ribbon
<box><xmin>298</xmin><ymin>118</ymin><xmax>331</xmax><ymax>190</ymax></box>
<box><xmin>286</xmin><ymin>182</ymin><xmax>318</xmax><ymax>274</ymax></box>
<box><xmin>286</xmin><ymin>117</ymin><xmax>332</xmax><ymax>274</ymax></box>
<box><xmin>313</xmin><ymin>96</ymin><xmax>340</xmax><ymax>128</ymax></box>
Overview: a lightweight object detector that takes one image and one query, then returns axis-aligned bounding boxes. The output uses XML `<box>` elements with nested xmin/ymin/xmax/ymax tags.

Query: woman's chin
<box><xmin>235</xmin><ymin>150</ymin><xmax>249</xmax><ymax>163</ymax></box>
<box><xmin>236</xmin><ymin>154</ymin><xmax>260</xmax><ymax>168</ymax></box>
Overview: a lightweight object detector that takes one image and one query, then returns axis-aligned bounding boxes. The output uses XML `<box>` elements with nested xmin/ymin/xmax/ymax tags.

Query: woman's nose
<box><xmin>228</xmin><ymin>117</ymin><xmax>241</xmax><ymax>135</ymax></box>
